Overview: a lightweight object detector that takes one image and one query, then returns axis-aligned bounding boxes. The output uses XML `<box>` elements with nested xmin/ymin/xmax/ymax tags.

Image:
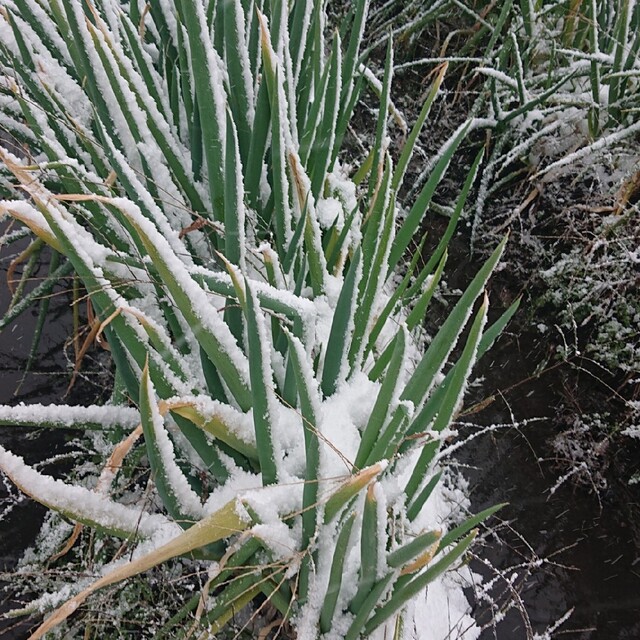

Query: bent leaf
<box><xmin>29</xmin><ymin>499</ymin><xmax>251</xmax><ymax>640</ymax></box>
<box><xmin>0</xmin><ymin>444</ymin><xmax>174</xmax><ymax>540</ymax></box>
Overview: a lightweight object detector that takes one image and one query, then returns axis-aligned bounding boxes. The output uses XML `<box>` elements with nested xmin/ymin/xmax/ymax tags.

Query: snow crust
<box><xmin>0</xmin><ymin>403</ymin><xmax>139</xmax><ymax>429</ymax></box>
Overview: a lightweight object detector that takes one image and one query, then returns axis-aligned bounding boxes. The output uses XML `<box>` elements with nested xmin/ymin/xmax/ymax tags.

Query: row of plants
<box><xmin>0</xmin><ymin>0</ymin><xmax>514</xmax><ymax>638</ymax></box>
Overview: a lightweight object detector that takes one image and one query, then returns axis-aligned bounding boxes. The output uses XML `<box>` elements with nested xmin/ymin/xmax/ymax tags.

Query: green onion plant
<box><xmin>0</xmin><ymin>1</ymin><xmax>513</xmax><ymax>637</ymax></box>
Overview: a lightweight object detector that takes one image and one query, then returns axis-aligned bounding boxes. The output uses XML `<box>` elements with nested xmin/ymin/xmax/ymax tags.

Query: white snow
<box><xmin>0</xmin><ymin>403</ymin><xmax>139</xmax><ymax>429</ymax></box>
<box><xmin>316</xmin><ymin>195</ymin><xmax>343</xmax><ymax>228</ymax></box>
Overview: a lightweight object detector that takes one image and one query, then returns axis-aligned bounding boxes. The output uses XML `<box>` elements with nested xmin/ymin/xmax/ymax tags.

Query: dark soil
<box><xmin>417</xmin><ymin>208</ymin><xmax>640</xmax><ymax>638</ymax></box>
<box><xmin>462</xmin><ymin>318</ymin><xmax>640</xmax><ymax>640</ymax></box>
<box><xmin>0</xmin><ymin>230</ymin><xmax>111</xmax><ymax>638</ymax></box>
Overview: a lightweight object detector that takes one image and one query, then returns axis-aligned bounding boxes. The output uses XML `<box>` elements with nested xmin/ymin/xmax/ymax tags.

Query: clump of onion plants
<box><xmin>365</xmin><ymin>0</ymin><xmax>639</xmax><ymax>244</ymax></box>
<box><xmin>465</xmin><ymin>0</ymin><xmax>640</xmax><ymax>246</ymax></box>
<box><xmin>0</xmin><ymin>1</ymin><xmax>514</xmax><ymax>637</ymax></box>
